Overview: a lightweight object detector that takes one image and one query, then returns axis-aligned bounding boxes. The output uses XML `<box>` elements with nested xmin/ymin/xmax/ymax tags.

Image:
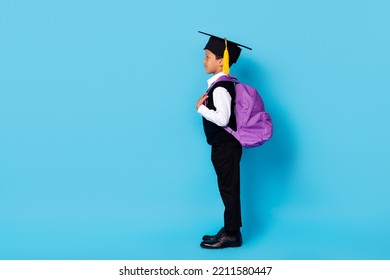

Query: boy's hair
<box><xmin>215</xmin><ymin>54</ymin><xmax>234</xmax><ymax>67</ymax></box>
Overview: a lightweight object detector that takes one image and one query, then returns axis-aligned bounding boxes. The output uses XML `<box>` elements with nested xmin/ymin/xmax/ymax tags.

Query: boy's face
<box><xmin>203</xmin><ymin>49</ymin><xmax>223</xmax><ymax>74</ymax></box>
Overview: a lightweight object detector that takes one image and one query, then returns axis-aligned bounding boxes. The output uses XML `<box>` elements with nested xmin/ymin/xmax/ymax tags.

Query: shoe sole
<box><xmin>200</xmin><ymin>242</ymin><xmax>242</xmax><ymax>249</ymax></box>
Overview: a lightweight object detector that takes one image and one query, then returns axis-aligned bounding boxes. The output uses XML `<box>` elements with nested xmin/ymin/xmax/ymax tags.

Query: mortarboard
<box><xmin>198</xmin><ymin>31</ymin><xmax>252</xmax><ymax>74</ymax></box>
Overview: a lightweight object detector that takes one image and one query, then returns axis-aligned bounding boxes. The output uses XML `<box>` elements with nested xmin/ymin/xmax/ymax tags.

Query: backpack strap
<box><xmin>206</xmin><ymin>74</ymin><xmax>239</xmax><ymax>94</ymax></box>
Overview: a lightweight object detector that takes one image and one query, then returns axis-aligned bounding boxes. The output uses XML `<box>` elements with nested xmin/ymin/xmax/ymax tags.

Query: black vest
<box><xmin>202</xmin><ymin>81</ymin><xmax>237</xmax><ymax>145</ymax></box>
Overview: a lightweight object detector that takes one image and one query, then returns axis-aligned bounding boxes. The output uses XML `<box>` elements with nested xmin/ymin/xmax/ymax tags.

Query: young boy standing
<box><xmin>196</xmin><ymin>31</ymin><xmax>251</xmax><ymax>249</ymax></box>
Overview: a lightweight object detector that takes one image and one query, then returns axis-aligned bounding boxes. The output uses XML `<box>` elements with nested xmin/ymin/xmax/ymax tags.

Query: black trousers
<box><xmin>211</xmin><ymin>140</ymin><xmax>243</xmax><ymax>232</ymax></box>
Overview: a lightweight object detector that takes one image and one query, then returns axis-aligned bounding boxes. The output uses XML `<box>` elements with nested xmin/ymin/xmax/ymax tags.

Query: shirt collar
<box><xmin>207</xmin><ymin>72</ymin><xmax>227</xmax><ymax>89</ymax></box>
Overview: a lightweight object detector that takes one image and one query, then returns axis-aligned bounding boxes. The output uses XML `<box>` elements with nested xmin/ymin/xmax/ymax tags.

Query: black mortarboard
<box><xmin>198</xmin><ymin>31</ymin><xmax>252</xmax><ymax>72</ymax></box>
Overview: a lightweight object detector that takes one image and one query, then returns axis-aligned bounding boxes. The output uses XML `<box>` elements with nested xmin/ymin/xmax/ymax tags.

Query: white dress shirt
<box><xmin>197</xmin><ymin>72</ymin><xmax>232</xmax><ymax>127</ymax></box>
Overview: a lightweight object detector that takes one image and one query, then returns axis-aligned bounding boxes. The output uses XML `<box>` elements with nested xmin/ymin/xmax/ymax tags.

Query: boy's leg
<box><xmin>211</xmin><ymin>140</ymin><xmax>243</xmax><ymax>233</ymax></box>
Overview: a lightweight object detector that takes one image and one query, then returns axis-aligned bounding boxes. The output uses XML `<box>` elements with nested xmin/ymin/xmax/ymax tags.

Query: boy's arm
<box><xmin>197</xmin><ymin>87</ymin><xmax>231</xmax><ymax>127</ymax></box>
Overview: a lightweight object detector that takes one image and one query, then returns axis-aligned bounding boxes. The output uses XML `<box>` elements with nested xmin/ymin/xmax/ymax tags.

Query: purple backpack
<box><xmin>211</xmin><ymin>74</ymin><xmax>273</xmax><ymax>148</ymax></box>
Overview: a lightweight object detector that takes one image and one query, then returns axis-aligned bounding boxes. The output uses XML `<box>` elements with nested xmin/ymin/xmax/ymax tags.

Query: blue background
<box><xmin>1</xmin><ymin>0</ymin><xmax>389</xmax><ymax>259</ymax></box>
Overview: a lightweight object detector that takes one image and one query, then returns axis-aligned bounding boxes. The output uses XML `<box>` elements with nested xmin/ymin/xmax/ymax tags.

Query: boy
<box><xmin>196</xmin><ymin>31</ymin><xmax>251</xmax><ymax>249</ymax></box>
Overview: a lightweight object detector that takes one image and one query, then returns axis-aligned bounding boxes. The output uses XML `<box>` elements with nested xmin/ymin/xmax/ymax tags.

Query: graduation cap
<box><xmin>198</xmin><ymin>31</ymin><xmax>252</xmax><ymax>74</ymax></box>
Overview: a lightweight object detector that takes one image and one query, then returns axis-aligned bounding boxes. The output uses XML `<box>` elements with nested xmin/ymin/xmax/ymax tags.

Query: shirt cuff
<box><xmin>197</xmin><ymin>104</ymin><xmax>207</xmax><ymax>115</ymax></box>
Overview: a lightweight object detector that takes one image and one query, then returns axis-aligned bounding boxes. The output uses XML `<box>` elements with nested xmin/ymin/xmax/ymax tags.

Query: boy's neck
<box><xmin>212</xmin><ymin>70</ymin><xmax>224</xmax><ymax>76</ymax></box>
<box><xmin>207</xmin><ymin>72</ymin><xmax>227</xmax><ymax>87</ymax></box>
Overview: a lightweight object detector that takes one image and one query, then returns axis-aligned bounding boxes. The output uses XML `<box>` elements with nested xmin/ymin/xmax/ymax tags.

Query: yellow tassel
<box><xmin>222</xmin><ymin>38</ymin><xmax>230</xmax><ymax>74</ymax></box>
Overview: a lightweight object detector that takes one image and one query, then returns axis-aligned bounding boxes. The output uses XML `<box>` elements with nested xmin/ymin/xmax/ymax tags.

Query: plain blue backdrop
<box><xmin>1</xmin><ymin>0</ymin><xmax>389</xmax><ymax>259</ymax></box>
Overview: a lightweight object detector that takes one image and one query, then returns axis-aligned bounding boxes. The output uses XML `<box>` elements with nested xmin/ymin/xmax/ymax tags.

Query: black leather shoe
<box><xmin>200</xmin><ymin>231</ymin><xmax>242</xmax><ymax>249</ymax></box>
<box><xmin>202</xmin><ymin>228</ymin><xmax>225</xmax><ymax>241</ymax></box>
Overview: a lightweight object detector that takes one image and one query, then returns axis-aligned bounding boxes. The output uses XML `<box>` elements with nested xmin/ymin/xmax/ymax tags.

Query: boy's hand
<box><xmin>196</xmin><ymin>94</ymin><xmax>208</xmax><ymax>110</ymax></box>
